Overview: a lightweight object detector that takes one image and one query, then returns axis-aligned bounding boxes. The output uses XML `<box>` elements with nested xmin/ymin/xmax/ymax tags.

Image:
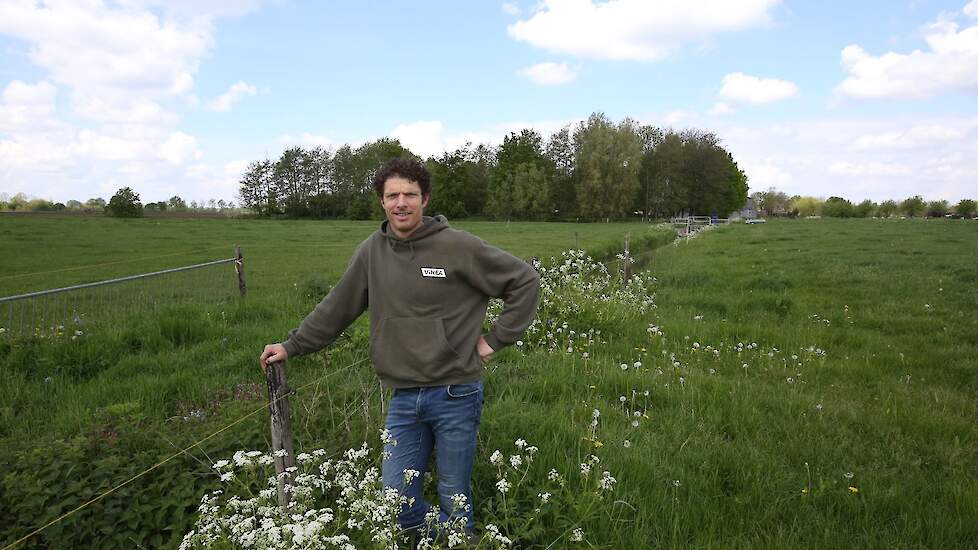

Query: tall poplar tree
<box><xmin>573</xmin><ymin>113</ymin><xmax>643</xmax><ymax>220</ymax></box>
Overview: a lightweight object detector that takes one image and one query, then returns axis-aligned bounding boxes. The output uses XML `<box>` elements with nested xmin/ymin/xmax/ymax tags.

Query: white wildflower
<box><xmin>450</xmin><ymin>493</ymin><xmax>469</xmax><ymax>512</ymax></box>
<box><xmin>599</xmin><ymin>471</ymin><xmax>617</xmax><ymax>491</ymax></box>
<box><xmin>489</xmin><ymin>450</ymin><xmax>503</xmax><ymax>465</ymax></box>
<box><xmin>403</xmin><ymin>469</ymin><xmax>420</xmax><ymax>484</ymax></box>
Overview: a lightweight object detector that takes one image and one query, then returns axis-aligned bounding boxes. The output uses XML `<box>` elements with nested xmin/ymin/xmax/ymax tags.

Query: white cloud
<box><xmin>740</xmin><ymin>158</ymin><xmax>792</xmax><ymax>187</ymax></box>
<box><xmin>0</xmin><ymin>134</ymin><xmax>72</xmax><ymax>168</ymax></box>
<box><xmin>662</xmin><ymin>109</ymin><xmax>695</xmax><ymax>126</ymax></box>
<box><xmin>0</xmin><ymin>2</ymin><xmax>212</xmax><ymax>107</ymax></box>
<box><xmin>708</xmin><ymin>102</ymin><xmax>734</xmax><ymax>116</ymax></box>
<box><xmin>118</xmin><ymin>0</ymin><xmax>266</xmax><ymax>18</ymax></box>
<box><xmin>965</xmin><ymin>0</ymin><xmax>978</xmax><ymax>18</ymax></box>
<box><xmin>835</xmin><ymin>10</ymin><xmax>978</xmax><ymax>100</ymax></box>
<box><xmin>718</xmin><ymin>72</ymin><xmax>799</xmax><ymax>104</ymax></box>
<box><xmin>159</xmin><ymin>131</ymin><xmax>203</xmax><ymax>164</ymax></box>
<box><xmin>715</xmin><ymin>116</ymin><xmax>978</xmax><ymax>202</ymax></box>
<box><xmin>0</xmin><ymin>80</ymin><xmax>59</xmax><ymax>132</ymax></box>
<box><xmin>854</xmin><ymin>123</ymin><xmax>971</xmax><ymax>149</ymax></box>
<box><xmin>519</xmin><ymin>62</ymin><xmax>578</xmax><ymax>85</ymax></box>
<box><xmin>507</xmin><ymin>0</ymin><xmax>781</xmax><ymax>61</ymax></box>
<box><xmin>70</xmin><ymin>129</ymin><xmax>150</xmax><ymax>161</ymax></box>
<box><xmin>176</xmin><ymin>158</ymin><xmax>250</xmax><ymax>201</ymax></box>
<box><xmin>827</xmin><ymin>161</ymin><xmax>912</xmax><ymax>176</ymax></box>
<box><xmin>73</xmin><ymin>97</ymin><xmax>178</xmax><ymax>125</ymax></box>
<box><xmin>502</xmin><ymin>2</ymin><xmax>520</xmax><ymax>16</ymax></box>
<box><xmin>207</xmin><ymin>81</ymin><xmax>257</xmax><ymax>112</ymax></box>
<box><xmin>391</xmin><ymin>121</ymin><xmax>451</xmax><ymax>158</ymax></box>
<box><xmin>0</xmin><ymin>1</ymin><xmax>262</xmax><ymax>203</ymax></box>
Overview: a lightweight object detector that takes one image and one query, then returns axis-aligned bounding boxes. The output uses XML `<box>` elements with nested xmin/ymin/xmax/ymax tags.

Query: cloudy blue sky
<box><xmin>1</xmin><ymin>0</ymin><xmax>977</xmax><ymax>205</ymax></box>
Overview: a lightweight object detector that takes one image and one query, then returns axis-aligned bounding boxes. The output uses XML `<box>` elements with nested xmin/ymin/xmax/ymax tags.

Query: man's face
<box><xmin>381</xmin><ymin>176</ymin><xmax>429</xmax><ymax>239</ymax></box>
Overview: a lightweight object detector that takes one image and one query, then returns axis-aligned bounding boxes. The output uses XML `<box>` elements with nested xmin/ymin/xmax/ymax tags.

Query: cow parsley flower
<box><xmin>489</xmin><ymin>450</ymin><xmax>503</xmax><ymax>465</ymax></box>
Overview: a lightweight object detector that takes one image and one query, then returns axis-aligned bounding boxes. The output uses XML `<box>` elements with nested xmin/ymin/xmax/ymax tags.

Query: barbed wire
<box><xmin>0</xmin><ymin>356</ymin><xmax>370</xmax><ymax>550</ymax></box>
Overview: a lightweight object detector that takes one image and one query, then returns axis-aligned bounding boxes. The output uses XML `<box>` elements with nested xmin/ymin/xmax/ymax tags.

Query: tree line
<box><xmin>237</xmin><ymin>112</ymin><xmax>749</xmax><ymax>221</ymax></box>
<box><xmin>750</xmin><ymin>189</ymin><xmax>977</xmax><ymax>219</ymax></box>
<box><xmin>0</xmin><ymin>192</ymin><xmax>241</xmax><ymax>217</ymax></box>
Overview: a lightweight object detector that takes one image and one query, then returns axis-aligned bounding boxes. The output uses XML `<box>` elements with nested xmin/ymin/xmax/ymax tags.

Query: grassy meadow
<box><xmin>0</xmin><ymin>215</ymin><xmax>976</xmax><ymax>548</ymax></box>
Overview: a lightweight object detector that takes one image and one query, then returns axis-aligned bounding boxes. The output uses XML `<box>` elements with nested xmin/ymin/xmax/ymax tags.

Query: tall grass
<box><xmin>1</xmin><ymin>217</ymin><xmax>976</xmax><ymax>548</ymax></box>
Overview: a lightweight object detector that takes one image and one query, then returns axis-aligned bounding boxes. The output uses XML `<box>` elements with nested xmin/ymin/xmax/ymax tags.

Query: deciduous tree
<box><xmin>107</xmin><ymin>187</ymin><xmax>143</xmax><ymax>217</ymax></box>
<box><xmin>574</xmin><ymin>113</ymin><xmax>643</xmax><ymax>220</ymax></box>
<box><xmin>954</xmin><ymin>199</ymin><xmax>976</xmax><ymax>218</ymax></box>
<box><xmin>900</xmin><ymin>195</ymin><xmax>925</xmax><ymax>218</ymax></box>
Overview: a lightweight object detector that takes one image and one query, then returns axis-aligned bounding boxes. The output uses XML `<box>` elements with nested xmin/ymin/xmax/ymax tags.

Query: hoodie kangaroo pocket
<box><xmin>371</xmin><ymin>317</ymin><xmax>463</xmax><ymax>382</ymax></box>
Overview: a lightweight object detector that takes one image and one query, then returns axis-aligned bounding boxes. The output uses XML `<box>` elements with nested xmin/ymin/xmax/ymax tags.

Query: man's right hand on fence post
<box><xmin>260</xmin><ymin>343</ymin><xmax>289</xmax><ymax>372</ymax></box>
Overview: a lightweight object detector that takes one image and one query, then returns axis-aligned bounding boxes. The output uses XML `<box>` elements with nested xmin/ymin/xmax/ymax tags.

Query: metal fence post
<box><xmin>265</xmin><ymin>361</ymin><xmax>295</xmax><ymax>509</ymax></box>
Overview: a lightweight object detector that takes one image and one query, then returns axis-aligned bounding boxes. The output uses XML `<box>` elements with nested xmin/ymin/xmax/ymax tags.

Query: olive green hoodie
<box><xmin>282</xmin><ymin>216</ymin><xmax>540</xmax><ymax>388</ymax></box>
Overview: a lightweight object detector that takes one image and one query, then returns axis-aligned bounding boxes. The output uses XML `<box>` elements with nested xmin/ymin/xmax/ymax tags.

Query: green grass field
<box><xmin>1</xmin><ymin>215</ymin><xmax>976</xmax><ymax>549</ymax></box>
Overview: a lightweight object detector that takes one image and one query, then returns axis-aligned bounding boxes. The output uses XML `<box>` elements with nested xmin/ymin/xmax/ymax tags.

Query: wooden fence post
<box><xmin>265</xmin><ymin>361</ymin><xmax>295</xmax><ymax>509</ymax></box>
<box><xmin>234</xmin><ymin>246</ymin><xmax>247</xmax><ymax>297</ymax></box>
<box><xmin>623</xmin><ymin>232</ymin><xmax>632</xmax><ymax>282</ymax></box>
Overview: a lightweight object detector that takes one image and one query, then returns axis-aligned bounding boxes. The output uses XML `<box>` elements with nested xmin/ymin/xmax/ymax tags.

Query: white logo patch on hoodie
<box><xmin>420</xmin><ymin>267</ymin><xmax>447</xmax><ymax>278</ymax></box>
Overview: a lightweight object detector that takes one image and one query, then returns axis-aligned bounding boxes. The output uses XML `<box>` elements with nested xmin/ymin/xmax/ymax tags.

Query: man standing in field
<box><xmin>259</xmin><ymin>157</ymin><xmax>540</xmax><ymax>539</ymax></box>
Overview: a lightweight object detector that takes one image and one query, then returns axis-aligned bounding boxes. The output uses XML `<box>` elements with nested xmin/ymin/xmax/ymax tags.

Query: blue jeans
<box><xmin>381</xmin><ymin>381</ymin><xmax>484</xmax><ymax>532</ymax></box>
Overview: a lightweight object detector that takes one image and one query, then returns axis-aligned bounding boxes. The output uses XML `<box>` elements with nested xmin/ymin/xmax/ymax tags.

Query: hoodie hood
<box><xmin>380</xmin><ymin>215</ymin><xmax>450</xmax><ymax>260</ymax></box>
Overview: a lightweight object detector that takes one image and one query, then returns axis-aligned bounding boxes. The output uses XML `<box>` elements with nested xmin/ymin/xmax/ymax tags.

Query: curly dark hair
<box><xmin>372</xmin><ymin>157</ymin><xmax>432</xmax><ymax>198</ymax></box>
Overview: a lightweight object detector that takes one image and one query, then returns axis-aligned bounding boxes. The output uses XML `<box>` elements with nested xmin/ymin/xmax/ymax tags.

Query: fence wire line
<box><xmin>1</xmin><ymin>357</ymin><xmax>370</xmax><ymax>550</ymax></box>
<box><xmin>2</xmin><ymin>256</ymin><xmax>234</xmax><ymax>339</ymax></box>
<box><xmin>0</xmin><ymin>245</ymin><xmax>232</xmax><ymax>283</ymax></box>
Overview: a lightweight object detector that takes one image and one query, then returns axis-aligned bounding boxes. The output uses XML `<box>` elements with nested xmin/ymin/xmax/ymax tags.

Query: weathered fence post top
<box><xmin>234</xmin><ymin>245</ymin><xmax>246</xmax><ymax>297</ymax></box>
<box><xmin>264</xmin><ymin>361</ymin><xmax>295</xmax><ymax>509</ymax></box>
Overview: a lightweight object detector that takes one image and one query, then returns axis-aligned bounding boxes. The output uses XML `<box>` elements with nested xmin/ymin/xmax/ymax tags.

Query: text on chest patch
<box><xmin>420</xmin><ymin>267</ymin><xmax>447</xmax><ymax>278</ymax></box>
